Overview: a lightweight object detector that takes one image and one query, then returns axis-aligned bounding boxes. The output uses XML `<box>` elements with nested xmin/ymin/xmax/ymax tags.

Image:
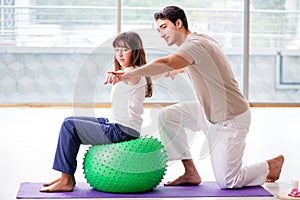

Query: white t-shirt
<box><xmin>110</xmin><ymin>77</ymin><xmax>146</xmax><ymax>133</ymax></box>
<box><xmin>178</xmin><ymin>33</ymin><xmax>249</xmax><ymax>123</ymax></box>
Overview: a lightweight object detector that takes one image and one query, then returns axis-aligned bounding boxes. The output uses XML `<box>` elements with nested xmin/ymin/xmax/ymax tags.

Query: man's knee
<box><xmin>216</xmin><ymin>176</ymin><xmax>243</xmax><ymax>189</ymax></box>
<box><xmin>158</xmin><ymin>109</ymin><xmax>167</xmax><ymax>128</ymax></box>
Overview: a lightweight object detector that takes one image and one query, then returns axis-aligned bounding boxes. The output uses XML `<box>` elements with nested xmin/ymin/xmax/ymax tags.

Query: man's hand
<box><xmin>164</xmin><ymin>69</ymin><xmax>185</xmax><ymax>80</ymax></box>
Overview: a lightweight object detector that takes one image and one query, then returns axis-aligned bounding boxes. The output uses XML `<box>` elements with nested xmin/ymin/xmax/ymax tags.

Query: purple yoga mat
<box><xmin>16</xmin><ymin>182</ymin><xmax>273</xmax><ymax>199</ymax></box>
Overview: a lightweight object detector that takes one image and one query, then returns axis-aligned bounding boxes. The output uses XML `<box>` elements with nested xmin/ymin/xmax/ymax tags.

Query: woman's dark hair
<box><xmin>154</xmin><ymin>6</ymin><xmax>188</xmax><ymax>30</ymax></box>
<box><xmin>112</xmin><ymin>31</ymin><xmax>153</xmax><ymax>98</ymax></box>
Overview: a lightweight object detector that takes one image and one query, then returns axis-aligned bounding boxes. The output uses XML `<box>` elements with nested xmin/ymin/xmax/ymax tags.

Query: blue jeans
<box><xmin>52</xmin><ymin>116</ymin><xmax>139</xmax><ymax>175</ymax></box>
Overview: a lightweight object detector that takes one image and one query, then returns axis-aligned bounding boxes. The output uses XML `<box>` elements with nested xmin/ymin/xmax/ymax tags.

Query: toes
<box><xmin>40</xmin><ymin>187</ymin><xmax>50</xmax><ymax>192</ymax></box>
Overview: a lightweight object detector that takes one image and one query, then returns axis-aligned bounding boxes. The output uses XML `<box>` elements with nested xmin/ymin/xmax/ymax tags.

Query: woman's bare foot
<box><xmin>164</xmin><ymin>173</ymin><xmax>201</xmax><ymax>186</ymax></box>
<box><xmin>43</xmin><ymin>178</ymin><xmax>61</xmax><ymax>186</ymax></box>
<box><xmin>40</xmin><ymin>174</ymin><xmax>76</xmax><ymax>192</ymax></box>
<box><xmin>43</xmin><ymin>177</ymin><xmax>76</xmax><ymax>187</ymax></box>
<box><xmin>265</xmin><ymin>155</ymin><xmax>284</xmax><ymax>182</ymax></box>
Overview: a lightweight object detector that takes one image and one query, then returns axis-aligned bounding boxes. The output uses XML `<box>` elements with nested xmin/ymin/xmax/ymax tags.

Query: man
<box><xmin>109</xmin><ymin>6</ymin><xmax>284</xmax><ymax>188</ymax></box>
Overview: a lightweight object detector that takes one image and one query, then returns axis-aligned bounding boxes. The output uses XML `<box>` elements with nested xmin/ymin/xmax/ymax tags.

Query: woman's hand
<box><xmin>115</xmin><ymin>70</ymin><xmax>140</xmax><ymax>85</ymax></box>
<box><xmin>104</xmin><ymin>71</ymin><xmax>124</xmax><ymax>85</ymax></box>
<box><xmin>104</xmin><ymin>70</ymin><xmax>137</xmax><ymax>85</ymax></box>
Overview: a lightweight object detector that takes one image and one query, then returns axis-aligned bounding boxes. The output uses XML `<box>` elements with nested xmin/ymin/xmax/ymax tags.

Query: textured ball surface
<box><xmin>83</xmin><ymin>137</ymin><xmax>167</xmax><ymax>193</ymax></box>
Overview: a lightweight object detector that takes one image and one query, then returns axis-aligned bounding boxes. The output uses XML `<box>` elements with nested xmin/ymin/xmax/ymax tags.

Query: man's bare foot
<box><xmin>164</xmin><ymin>173</ymin><xmax>201</xmax><ymax>186</ymax></box>
<box><xmin>265</xmin><ymin>154</ymin><xmax>284</xmax><ymax>182</ymax></box>
<box><xmin>40</xmin><ymin>175</ymin><xmax>76</xmax><ymax>192</ymax></box>
<box><xmin>165</xmin><ymin>159</ymin><xmax>201</xmax><ymax>186</ymax></box>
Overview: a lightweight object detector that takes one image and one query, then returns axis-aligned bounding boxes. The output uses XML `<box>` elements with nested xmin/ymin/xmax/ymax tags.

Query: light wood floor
<box><xmin>0</xmin><ymin>107</ymin><xmax>299</xmax><ymax>200</ymax></box>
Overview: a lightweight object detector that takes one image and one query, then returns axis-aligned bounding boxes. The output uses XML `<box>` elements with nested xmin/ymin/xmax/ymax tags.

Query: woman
<box><xmin>40</xmin><ymin>31</ymin><xmax>153</xmax><ymax>192</ymax></box>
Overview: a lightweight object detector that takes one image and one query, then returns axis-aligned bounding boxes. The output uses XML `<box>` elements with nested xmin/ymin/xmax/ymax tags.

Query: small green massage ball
<box><xmin>83</xmin><ymin>137</ymin><xmax>168</xmax><ymax>193</ymax></box>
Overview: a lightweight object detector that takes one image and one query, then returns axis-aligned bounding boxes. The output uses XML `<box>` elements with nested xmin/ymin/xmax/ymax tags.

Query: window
<box><xmin>249</xmin><ymin>0</ymin><xmax>300</xmax><ymax>104</ymax></box>
<box><xmin>0</xmin><ymin>0</ymin><xmax>299</xmax><ymax>105</ymax></box>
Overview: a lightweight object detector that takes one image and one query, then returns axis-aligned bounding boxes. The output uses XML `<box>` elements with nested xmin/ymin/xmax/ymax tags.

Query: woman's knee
<box><xmin>63</xmin><ymin>116</ymin><xmax>75</xmax><ymax>122</ymax></box>
<box><xmin>59</xmin><ymin>117</ymin><xmax>83</xmax><ymax>144</ymax></box>
<box><xmin>61</xmin><ymin>117</ymin><xmax>76</xmax><ymax>131</ymax></box>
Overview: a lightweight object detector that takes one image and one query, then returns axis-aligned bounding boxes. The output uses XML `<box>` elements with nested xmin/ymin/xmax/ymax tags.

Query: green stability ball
<box><xmin>83</xmin><ymin>137</ymin><xmax>167</xmax><ymax>193</ymax></box>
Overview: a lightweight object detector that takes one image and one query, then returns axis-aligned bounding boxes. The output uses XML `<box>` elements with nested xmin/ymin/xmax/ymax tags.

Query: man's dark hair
<box><xmin>154</xmin><ymin>6</ymin><xmax>188</xmax><ymax>30</ymax></box>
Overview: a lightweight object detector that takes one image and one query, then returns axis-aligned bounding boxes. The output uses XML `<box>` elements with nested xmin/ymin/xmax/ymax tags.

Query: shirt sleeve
<box><xmin>178</xmin><ymin>37</ymin><xmax>203</xmax><ymax>66</ymax></box>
